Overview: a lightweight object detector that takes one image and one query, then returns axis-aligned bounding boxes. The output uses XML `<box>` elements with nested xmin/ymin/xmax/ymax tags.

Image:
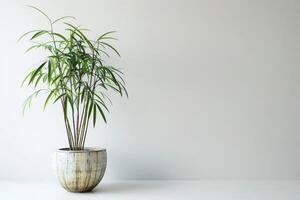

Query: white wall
<box><xmin>0</xmin><ymin>0</ymin><xmax>299</xmax><ymax>180</ymax></box>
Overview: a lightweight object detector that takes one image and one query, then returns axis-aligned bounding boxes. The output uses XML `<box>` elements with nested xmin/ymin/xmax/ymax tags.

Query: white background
<box><xmin>0</xmin><ymin>0</ymin><xmax>299</xmax><ymax>180</ymax></box>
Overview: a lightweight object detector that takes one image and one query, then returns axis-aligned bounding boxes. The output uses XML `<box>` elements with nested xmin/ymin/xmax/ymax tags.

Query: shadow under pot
<box><xmin>53</xmin><ymin>148</ymin><xmax>107</xmax><ymax>192</ymax></box>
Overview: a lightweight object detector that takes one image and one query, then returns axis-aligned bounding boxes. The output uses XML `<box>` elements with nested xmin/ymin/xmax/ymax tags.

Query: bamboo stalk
<box><xmin>78</xmin><ymin>102</ymin><xmax>87</xmax><ymax>149</ymax></box>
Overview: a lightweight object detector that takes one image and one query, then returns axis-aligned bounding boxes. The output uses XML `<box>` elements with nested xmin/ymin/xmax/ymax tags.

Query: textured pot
<box><xmin>53</xmin><ymin>148</ymin><xmax>107</xmax><ymax>192</ymax></box>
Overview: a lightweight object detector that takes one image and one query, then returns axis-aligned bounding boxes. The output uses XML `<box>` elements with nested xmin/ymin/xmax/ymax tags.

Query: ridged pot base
<box><xmin>53</xmin><ymin>148</ymin><xmax>107</xmax><ymax>192</ymax></box>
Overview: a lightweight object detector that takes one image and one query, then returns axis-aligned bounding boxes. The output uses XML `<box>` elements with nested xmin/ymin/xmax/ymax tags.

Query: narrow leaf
<box><xmin>25</xmin><ymin>44</ymin><xmax>40</xmax><ymax>53</ymax></box>
<box><xmin>27</xmin><ymin>5</ymin><xmax>52</xmax><ymax>23</ymax></box>
<box><xmin>43</xmin><ymin>90</ymin><xmax>54</xmax><ymax>110</ymax></box>
<box><xmin>97</xmin><ymin>31</ymin><xmax>116</xmax><ymax>41</ymax></box>
<box><xmin>31</xmin><ymin>30</ymin><xmax>48</xmax><ymax>40</ymax></box>
<box><xmin>21</xmin><ymin>71</ymin><xmax>33</xmax><ymax>87</ymax></box>
<box><xmin>34</xmin><ymin>73</ymin><xmax>44</xmax><ymax>88</ymax></box>
<box><xmin>95</xmin><ymin>103</ymin><xmax>107</xmax><ymax>123</ymax></box>
<box><xmin>52</xmin><ymin>16</ymin><xmax>76</xmax><ymax>24</ymax></box>
<box><xmin>47</xmin><ymin>60</ymin><xmax>52</xmax><ymax>83</ymax></box>
<box><xmin>18</xmin><ymin>30</ymin><xmax>42</xmax><ymax>42</ymax></box>
<box><xmin>53</xmin><ymin>93</ymin><xmax>66</xmax><ymax>103</ymax></box>
<box><xmin>52</xmin><ymin>32</ymin><xmax>68</xmax><ymax>42</ymax></box>
<box><xmin>99</xmin><ymin>42</ymin><xmax>121</xmax><ymax>57</ymax></box>
<box><xmin>28</xmin><ymin>61</ymin><xmax>47</xmax><ymax>85</ymax></box>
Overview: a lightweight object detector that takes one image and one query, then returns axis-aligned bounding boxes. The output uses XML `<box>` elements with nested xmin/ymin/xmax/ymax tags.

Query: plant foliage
<box><xmin>20</xmin><ymin>6</ymin><xmax>127</xmax><ymax>150</ymax></box>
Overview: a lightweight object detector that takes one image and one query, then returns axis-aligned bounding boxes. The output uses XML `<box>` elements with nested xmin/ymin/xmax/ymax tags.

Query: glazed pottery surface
<box><xmin>53</xmin><ymin>148</ymin><xmax>107</xmax><ymax>192</ymax></box>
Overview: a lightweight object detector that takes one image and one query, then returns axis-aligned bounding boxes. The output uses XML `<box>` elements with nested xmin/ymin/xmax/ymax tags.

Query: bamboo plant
<box><xmin>20</xmin><ymin>6</ymin><xmax>127</xmax><ymax>150</ymax></box>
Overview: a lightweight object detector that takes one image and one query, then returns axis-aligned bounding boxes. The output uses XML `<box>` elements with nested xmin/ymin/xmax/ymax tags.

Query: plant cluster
<box><xmin>20</xmin><ymin>6</ymin><xmax>127</xmax><ymax>150</ymax></box>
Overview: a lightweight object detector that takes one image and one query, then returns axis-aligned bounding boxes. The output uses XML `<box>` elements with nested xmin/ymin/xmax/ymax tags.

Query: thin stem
<box><xmin>81</xmin><ymin>107</ymin><xmax>91</xmax><ymax>149</ymax></box>
<box><xmin>61</xmin><ymin>100</ymin><xmax>74</xmax><ymax>149</ymax></box>
<box><xmin>78</xmin><ymin>93</ymin><xmax>87</xmax><ymax>149</ymax></box>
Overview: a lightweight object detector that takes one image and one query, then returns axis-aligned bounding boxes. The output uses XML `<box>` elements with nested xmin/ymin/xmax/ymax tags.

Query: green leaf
<box><xmin>109</xmin><ymin>66</ymin><xmax>124</xmax><ymax>74</ymax></box>
<box><xmin>64</xmin><ymin>23</ymin><xmax>86</xmax><ymax>39</ymax></box>
<box><xmin>105</xmin><ymin>70</ymin><xmax>123</xmax><ymax>96</ymax></box>
<box><xmin>26</xmin><ymin>5</ymin><xmax>52</xmax><ymax>23</ymax></box>
<box><xmin>43</xmin><ymin>90</ymin><xmax>55</xmax><ymax>110</ymax></box>
<box><xmin>121</xmin><ymin>82</ymin><xmax>128</xmax><ymax>97</ymax></box>
<box><xmin>98</xmin><ymin>49</ymin><xmax>110</xmax><ymax>58</ymax></box>
<box><xmin>97</xmin><ymin>31</ymin><xmax>116</xmax><ymax>41</ymax></box>
<box><xmin>95</xmin><ymin>103</ymin><xmax>107</xmax><ymax>123</ymax></box>
<box><xmin>18</xmin><ymin>30</ymin><xmax>42</xmax><ymax>42</ymax></box>
<box><xmin>99</xmin><ymin>41</ymin><xmax>121</xmax><ymax>57</ymax></box>
<box><xmin>51</xmin><ymin>75</ymin><xmax>61</xmax><ymax>84</ymax></box>
<box><xmin>52</xmin><ymin>16</ymin><xmax>76</xmax><ymax>24</ymax></box>
<box><xmin>53</xmin><ymin>93</ymin><xmax>66</xmax><ymax>103</ymax></box>
<box><xmin>28</xmin><ymin>61</ymin><xmax>47</xmax><ymax>85</ymax></box>
<box><xmin>47</xmin><ymin>60</ymin><xmax>52</xmax><ymax>83</ymax></box>
<box><xmin>64</xmin><ymin>23</ymin><xmax>95</xmax><ymax>50</ymax></box>
<box><xmin>31</xmin><ymin>30</ymin><xmax>48</xmax><ymax>40</ymax></box>
<box><xmin>25</xmin><ymin>44</ymin><xmax>40</xmax><ymax>53</ymax></box>
<box><xmin>106</xmin><ymin>83</ymin><xmax>122</xmax><ymax>95</ymax></box>
<box><xmin>34</xmin><ymin>73</ymin><xmax>44</xmax><ymax>88</ymax></box>
<box><xmin>22</xmin><ymin>89</ymin><xmax>45</xmax><ymax>115</ymax></box>
<box><xmin>21</xmin><ymin>71</ymin><xmax>33</xmax><ymax>87</ymax></box>
<box><xmin>52</xmin><ymin>32</ymin><xmax>68</xmax><ymax>42</ymax></box>
<box><xmin>94</xmin><ymin>99</ymin><xmax>109</xmax><ymax>112</ymax></box>
<box><xmin>100</xmin><ymin>92</ymin><xmax>112</xmax><ymax>104</ymax></box>
<box><xmin>100</xmin><ymin>37</ymin><xmax>118</xmax><ymax>41</ymax></box>
<box><xmin>113</xmin><ymin>70</ymin><xmax>126</xmax><ymax>85</ymax></box>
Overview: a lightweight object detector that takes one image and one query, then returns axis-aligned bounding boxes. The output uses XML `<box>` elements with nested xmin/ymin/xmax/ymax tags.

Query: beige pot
<box><xmin>53</xmin><ymin>148</ymin><xmax>107</xmax><ymax>192</ymax></box>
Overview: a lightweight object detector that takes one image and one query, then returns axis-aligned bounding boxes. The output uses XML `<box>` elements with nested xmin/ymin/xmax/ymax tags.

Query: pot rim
<box><xmin>57</xmin><ymin>147</ymin><xmax>106</xmax><ymax>153</ymax></box>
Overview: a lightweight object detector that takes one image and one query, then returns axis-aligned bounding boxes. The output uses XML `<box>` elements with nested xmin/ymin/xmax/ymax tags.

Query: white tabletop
<box><xmin>0</xmin><ymin>180</ymin><xmax>299</xmax><ymax>200</ymax></box>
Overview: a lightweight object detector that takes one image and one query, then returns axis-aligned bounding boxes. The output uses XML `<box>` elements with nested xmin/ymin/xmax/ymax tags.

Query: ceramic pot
<box><xmin>53</xmin><ymin>148</ymin><xmax>107</xmax><ymax>192</ymax></box>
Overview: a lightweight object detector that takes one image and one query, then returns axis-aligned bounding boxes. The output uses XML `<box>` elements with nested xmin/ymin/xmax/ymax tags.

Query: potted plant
<box><xmin>20</xmin><ymin>6</ymin><xmax>127</xmax><ymax>192</ymax></box>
